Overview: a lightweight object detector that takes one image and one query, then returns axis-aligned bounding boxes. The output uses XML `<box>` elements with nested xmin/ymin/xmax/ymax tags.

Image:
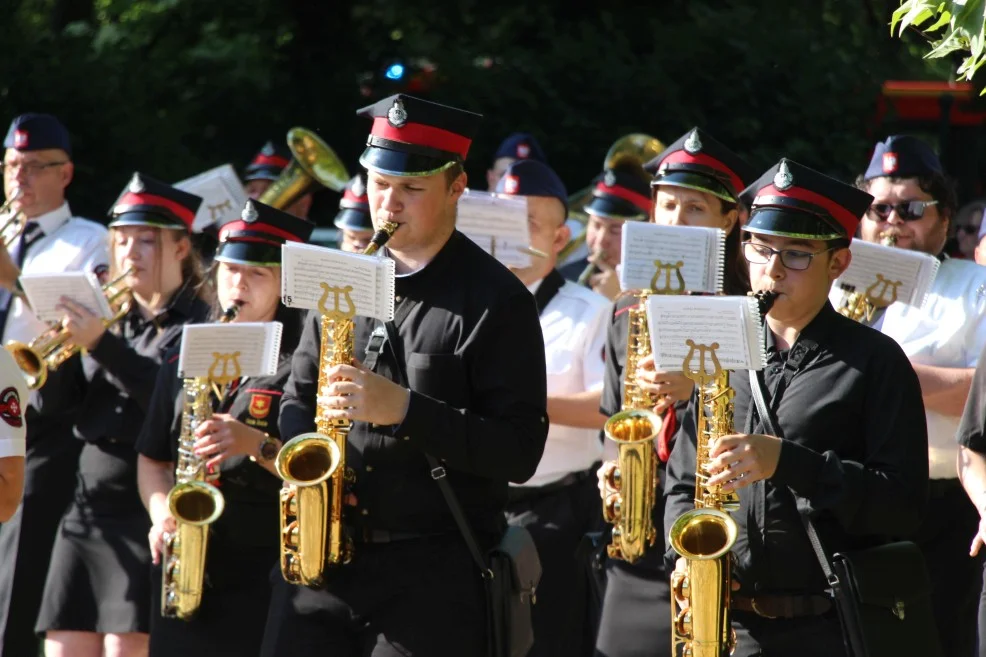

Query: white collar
<box><xmin>27</xmin><ymin>202</ymin><xmax>72</xmax><ymax>236</ymax></box>
<box><xmin>526</xmin><ymin>277</ymin><xmax>544</xmax><ymax>295</ymax></box>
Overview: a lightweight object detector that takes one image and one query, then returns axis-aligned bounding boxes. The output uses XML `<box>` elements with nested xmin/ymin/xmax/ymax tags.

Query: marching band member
<box><xmin>495</xmin><ymin>159</ymin><xmax>609</xmax><ymax>657</ymax></box>
<box><xmin>261</xmin><ymin>94</ymin><xmax>548</xmax><ymax>657</ymax></box>
<box><xmin>334</xmin><ymin>173</ymin><xmax>375</xmax><ymax>252</ymax></box>
<box><xmin>486</xmin><ymin>131</ymin><xmax>547</xmax><ymax>190</ymax></box>
<box><xmin>958</xmin><ymin>343</ymin><xmax>986</xmax><ymax>657</ymax></box>
<box><xmin>664</xmin><ymin>160</ymin><xmax>929</xmax><ymax>656</ymax></box>
<box><xmin>0</xmin><ymin>113</ymin><xmax>109</xmax><ymax>657</ymax></box>
<box><xmin>136</xmin><ymin>200</ymin><xmax>311</xmax><ymax>657</ymax></box>
<box><xmin>36</xmin><ymin>174</ymin><xmax>210</xmax><ymax>657</ymax></box>
<box><xmin>594</xmin><ymin>128</ymin><xmax>756</xmax><ymax>657</ymax></box>
<box><xmin>242</xmin><ymin>140</ymin><xmax>314</xmax><ymax>220</ymax></box>
<box><xmin>857</xmin><ymin>135</ymin><xmax>986</xmax><ymax>657</ymax></box>
<box><xmin>0</xmin><ymin>348</ymin><xmax>27</xmax><ymax>521</ymax></box>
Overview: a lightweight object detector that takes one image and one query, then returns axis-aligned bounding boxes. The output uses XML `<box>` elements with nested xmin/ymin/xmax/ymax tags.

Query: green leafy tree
<box><xmin>891</xmin><ymin>0</ymin><xmax>986</xmax><ymax>88</ymax></box>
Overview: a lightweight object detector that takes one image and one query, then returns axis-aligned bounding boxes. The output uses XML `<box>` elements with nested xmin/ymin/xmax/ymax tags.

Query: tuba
<box><xmin>0</xmin><ymin>188</ymin><xmax>26</xmax><ymax>249</ymax></box>
<box><xmin>259</xmin><ymin>127</ymin><xmax>350</xmax><ymax>209</ymax></box>
<box><xmin>160</xmin><ymin>305</ymin><xmax>238</xmax><ymax>620</ymax></box>
<box><xmin>669</xmin><ymin>290</ymin><xmax>777</xmax><ymax>657</ymax></box>
<box><xmin>276</xmin><ymin>222</ymin><xmax>398</xmax><ymax>586</ymax></box>
<box><xmin>6</xmin><ymin>267</ymin><xmax>134</xmax><ymax>389</ymax></box>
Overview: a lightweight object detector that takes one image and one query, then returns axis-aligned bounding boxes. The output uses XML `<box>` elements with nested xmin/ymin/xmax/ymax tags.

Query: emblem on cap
<box><xmin>684</xmin><ymin>129</ymin><xmax>702</xmax><ymax>155</ymax></box>
<box><xmin>517</xmin><ymin>143</ymin><xmax>531</xmax><ymax>158</ymax></box>
<box><xmin>387</xmin><ymin>98</ymin><xmax>408</xmax><ymax>128</ymax></box>
<box><xmin>503</xmin><ymin>175</ymin><xmax>520</xmax><ymax>195</ymax></box>
<box><xmin>604</xmin><ymin>170</ymin><xmax>617</xmax><ymax>187</ymax></box>
<box><xmin>351</xmin><ymin>176</ymin><xmax>365</xmax><ymax>198</ymax></box>
<box><xmin>128</xmin><ymin>174</ymin><xmax>145</xmax><ymax>194</ymax></box>
<box><xmin>12</xmin><ymin>130</ymin><xmax>27</xmax><ymax>149</ymax></box>
<box><xmin>882</xmin><ymin>152</ymin><xmax>898</xmax><ymax>174</ymax></box>
<box><xmin>773</xmin><ymin>161</ymin><xmax>794</xmax><ymax>191</ymax></box>
<box><xmin>242</xmin><ymin>201</ymin><xmax>259</xmax><ymax>223</ymax></box>
<box><xmin>261</xmin><ymin>142</ymin><xmax>275</xmax><ymax>156</ymax></box>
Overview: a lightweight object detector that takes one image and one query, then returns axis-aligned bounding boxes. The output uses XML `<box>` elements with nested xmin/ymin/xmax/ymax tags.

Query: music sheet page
<box><xmin>178</xmin><ymin>322</ymin><xmax>282</xmax><ymax>379</ymax></box>
<box><xmin>620</xmin><ymin>223</ymin><xmax>724</xmax><ymax>293</ymax></box>
<box><xmin>19</xmin><ymin>271</ymin><xmax>113</xmax><ymax>322</ymax></box>
<box><xmin>833</xmin><ymin>240</ymin><xmax>939</xmax><ymax>307</ymax></box>
<box><xmin>456</xmin><ymin>189</ymin><xmax>532</xmax><ymax>268</ymax></box>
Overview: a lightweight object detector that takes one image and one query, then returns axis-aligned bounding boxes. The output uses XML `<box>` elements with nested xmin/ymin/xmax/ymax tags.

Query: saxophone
<box><xmin>837</xmin><ymin>231</ymin><xmax>898</xmax><ymax>323</ymax></box>
<box><xmin>668</xmin><ymin>290</ymin><xmax>777</xmax><ymax>657</ymax></box>
<box><xmin>601</xmin><ymin>289</ymin><xmax>662</xmax><ymax>563</ymax></box>
<box><xmin>160</xmin><ymin>305</ymin><xmax>238</xmax><ymax>620</ymax></box>
<box><xmin>276</xmin><ymin>221</ymin><xmax>398</xmax><ymax>586</ymax></box>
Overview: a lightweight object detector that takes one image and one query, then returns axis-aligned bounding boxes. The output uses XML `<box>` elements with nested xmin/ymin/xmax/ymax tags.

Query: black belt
<box><xmin>732</xmin><ymin>594</ymin><xmax>832</xmax><ymax>619</ymax></box>
<box><xmin>507</xmin><ymin>469</ymin><xmax>591</xmax><ymax>504</ymax></box>
<box><xmin>356</xmin><ymin>528</ymin><xmax>452</xmax><ymax>545</ymax></box>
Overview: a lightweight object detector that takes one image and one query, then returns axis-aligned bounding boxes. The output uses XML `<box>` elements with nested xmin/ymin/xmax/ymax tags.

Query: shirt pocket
<box><xmin>405</xmin><ymin>352</ymin><xmax>468</xmax><ymax>408</ymax></box>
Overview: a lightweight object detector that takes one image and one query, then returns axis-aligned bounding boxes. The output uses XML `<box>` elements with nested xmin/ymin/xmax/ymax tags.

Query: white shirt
<box><xmin>514</xmin><ymin>278</ymin><xmax>609</xmax><ymax>488</ymax></box>
<box><xmin>0</xmin><ymin>348</ymin><xmax>28</xmax><ymax>457</ymax></box>
<box><xmin>2</xmin><ymin>202</ymin><xmax>109</xmax><ymax>347</ymax></box>
<box><xmin>879</xmin><ymin>257</ymin><xmax>986</xmax><ymax>479</ymax></box>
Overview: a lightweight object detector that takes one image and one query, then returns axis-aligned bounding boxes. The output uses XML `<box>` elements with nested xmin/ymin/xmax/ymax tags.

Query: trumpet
<box><xmin>6</xmin><ymin>267</ymin><xmax>134</xmax><ymax>389</ymax></box>
<box><xmin>0</xmin><ymin>188</ymin><xmax>26</xmax><ymax>249</ymax></box>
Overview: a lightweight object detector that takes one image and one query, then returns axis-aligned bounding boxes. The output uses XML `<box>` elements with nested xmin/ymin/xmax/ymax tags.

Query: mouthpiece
<box><xmin>364</xmin><ymin>221</ymin><xmax>399</xmax><ymax>256</ymax></box>
<box><xmin>750</xmin><ymin>290</ymin><xmax>779</xmax><ymax>316</ymax></box>
<box><xmin>220</xmin><ymin>304</ymin><xmax>241</xmax><ymax>323</ymax></box>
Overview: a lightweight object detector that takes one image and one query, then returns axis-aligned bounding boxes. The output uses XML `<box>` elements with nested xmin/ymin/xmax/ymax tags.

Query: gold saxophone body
<box><xmin>276</xmin><ymin>222</ymin><xmax>398</xmax><ymax>586</ymax></box>
<box><xmin>602</xmin><ymin>290</ymin><xmax>662</xmax><ymax>562</ymax></box>
<box><xmin>160</xmin><ymin>306</ymin><xmax>238</xmax><ymax>619</ymax></box>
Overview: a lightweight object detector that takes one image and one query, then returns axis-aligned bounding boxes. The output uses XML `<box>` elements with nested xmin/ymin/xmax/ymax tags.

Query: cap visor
<box><xmin>359</xmin><ymin>146</ymin><xmax>456</xmax><ymax>177</ymax></box>
<box><xmin>214</xmin><ymin>241</ymin><xmax>282</xmax><ymax>267</ymax></box>
<box><xmin>744</xmin><ymin>208</ymin><xmax>845</xmax><ymax>240</ymax></box>
<box><xmin>584</xmin><ymin>196</ymin><xmax>647</xmax><ymax>221</ymax></box>
<box><xmin>109</xmin><ymin>210</ymin><xmax>188</xmax><ymax>231</ymax></box>
<box><xmin>652</xmin><ymin>171</ymin><xmax>736</xmax><ymax>203</ymax></box>
<box><xmin>243</xmin><ymin>169</ymin><xmax>282</xmax><ymax>183</ymax></box>
<box><xmin>333</xmin><ymin>208</ymin><xmax>375</xmax><ymax>231</ymax></box>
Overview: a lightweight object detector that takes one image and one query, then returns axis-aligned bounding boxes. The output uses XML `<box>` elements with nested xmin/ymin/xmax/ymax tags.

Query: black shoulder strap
<box><xmin>533</xmin><ymin>269</ymin><xmax>566</xmax><ymax>316</ymax></box>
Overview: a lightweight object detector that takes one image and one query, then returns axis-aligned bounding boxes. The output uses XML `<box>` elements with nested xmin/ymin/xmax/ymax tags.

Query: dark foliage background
<box><xmin>0</xmin><ymin>0</ymin><xmax>962</xmax><ymax>225</ymax></box>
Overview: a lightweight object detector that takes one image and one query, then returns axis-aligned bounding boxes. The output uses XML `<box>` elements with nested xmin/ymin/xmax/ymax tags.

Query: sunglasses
<box><xmin>866</xmin><ymin>200</ymin><xmax>938</xmax><ymax>222</ymax></box>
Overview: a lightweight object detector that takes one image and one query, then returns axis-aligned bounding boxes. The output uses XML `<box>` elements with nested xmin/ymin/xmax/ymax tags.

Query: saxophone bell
<box><xmin>161</xmin><ymin>481</ymin><xmax>225</xmax><ymax>620</ymax></box>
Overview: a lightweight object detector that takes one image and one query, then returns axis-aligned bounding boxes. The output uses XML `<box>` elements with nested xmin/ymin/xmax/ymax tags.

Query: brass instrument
<box><xmin>6</xmin><ymin>267</ymin><xmax>135</xmax><ymax>390</ymax></box>
<box><xmin>276</xmin><ymin>221</ymin><xmax>399</xmax><ymax>586</ymax></box>
<box><xmin>160</xmin><ymin>305</ymin><xmax>238</xmax><ymax>620</ymax></box>
<box><xmin>577</xmin><ymin>250</ymin><xmax>602</xmax><ymax>287</ymax></box>
<box><xmin>0</xmin><ymin>188</ymin><xmax>26</xmax><ymax>249</ymax></box>
<box><xmin>259</xmin><ymin>127</ymin><xmax>349</xmax><ymax>209</ymax></box>
<box><xmin>669</xmin><ymin>290</ymin><xmax>777</xmax><ymax>657</ymax></box>
<box><xmin>836</xmin><ymin>231</ymin><xmax>900</xmax><ymax>324</ymax></box>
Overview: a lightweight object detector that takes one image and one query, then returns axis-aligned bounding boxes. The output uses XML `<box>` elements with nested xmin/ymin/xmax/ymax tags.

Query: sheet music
<box><xmin>646</xmin><ymin>295</ymin><xmax>766</xmax><ymax>372</ymax></box>
<box><xmin>174</xmin><ymin>164</ymin><xmax>248</xmax><ymax>232</ymax></box>
<box><xmin>280</xmin><ymin>242</ymin><xmax>395</xmax><ymax>321</ymax></box>
<box><xmin>178</xmin><ymin>322</ymin><xmax>282</xmax><ymax>379</ymax></box>
<box><xmin>456</xmin><ymin>189</ymin><xmax>532</xmax><ymax>268</ymax></box>
<box><xmin>19</xmin><ymin>271</ymin><xmax>114</xmax><ymax>322</ymax></box>
<box><xmin>832</xmin><ymin>240</ymin><xmax>939</xmax><ymax>307</ymax></box>
<box><xmin>620</xmin><ymin>223</ymin><xmax>725</xmax><ymax>293</ymax></box>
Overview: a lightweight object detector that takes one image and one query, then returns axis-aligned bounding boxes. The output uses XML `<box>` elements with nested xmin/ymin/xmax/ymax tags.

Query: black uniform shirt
<box><xmin>280</xmin><ymin>230</ymin><xmax>549</xmax><ymax>536</ymax></box>
<box><xmin>663</xmin><ymin>302</ymin><xmax>929</xmax><ymax>594</ymax></box>
<box><xmin>957</xmin><ymin>340</ymin><xmax>986</xmax><ymax>453</ymax></box>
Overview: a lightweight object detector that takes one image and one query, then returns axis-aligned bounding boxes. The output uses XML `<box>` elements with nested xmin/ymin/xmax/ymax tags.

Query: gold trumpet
<box><xmin>6</xmin><ymin>267</ymin><xmax>134</xmax><ymax>389</ymax></box>
<box><xmin>0</xmin><ymin>188</ymin><xmax>26</xmax><ymax>249</ymax></box>
<box><xmin>259</xmin><ymin>127</ymin><xmax>350</xmax><ymax>209</ymax></box>
<box><xmin>276</xmin><ymin>221</ymin><xmax>399</xmax><ymax>586</ymax></box>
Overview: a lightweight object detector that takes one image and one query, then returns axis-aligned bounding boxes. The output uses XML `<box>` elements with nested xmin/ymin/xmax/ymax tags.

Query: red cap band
<box><xmin>756</xmin><ymin>184</ymin><xmax>859</xmax><ymax>238</ymax></box>
<box><xmin>659</xmin><ymin>150</ymin><xmax>745</xmax><ymax>197</ymax></box>
<box><xmin>343</xmin><ymin>189</ymin><xmax>368</xmax><ymax>204</ymax></box>
<box><xmin>594</xmin><ymin>182</ymin><xmax>652</xmax><ymax>213</ymax></box>
<box><xmin>116</xmin><ymin>192</ymin><xmax>195</xmax><ymax>227</ymax></box>
<box><xmin>251</xmin><ymin>154</ymin><xmax>290</xmax><ymax>169</ymax></box>
<box><xmin>220</xmin><ymin>220</ymin><xmax>303</xmax><ymax>243</ymax></box>
<box><xmin>371</xmin><ymin>117</ymin><xmax>472</xmax><ymax>159</ymax></box>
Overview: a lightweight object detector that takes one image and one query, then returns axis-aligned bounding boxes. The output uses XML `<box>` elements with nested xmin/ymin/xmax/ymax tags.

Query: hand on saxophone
<box><xmin>148</xmin><ymin>515</ymin><xmax>177</xmax><ymax>566</ymax></box>
<box><xmin>194</xmin><ymin>414</ymin><xmax>271</xmax><ymax>470</ymax></box>
<box><xmin>704</xmin><ymin>433</ymin><xmax>783</xmax><ymax>492</ymax></box>
<box><xmin>318</xmin><ymin>360</ymin><xmax>411</xmax><ymax>426</ymax></box>
<box><xmin>57</xmin><ymin>296</ymin><xmax>106</xmax><ymax>350</ymax></box>
<box><xmin>634</xmin><ymin>354</ymin><xmax>695</xmax><ymax>413</ymax></box>
<box><xmin>596</xmin><ymin>461</ymin><xmax>618</xmax><ymax>500</ymax></box>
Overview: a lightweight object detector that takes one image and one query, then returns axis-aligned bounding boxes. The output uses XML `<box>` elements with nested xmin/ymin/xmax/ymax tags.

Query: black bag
<box><xmin>748</xmin><ymin>371</ymin><xmax>941</xmax><ymax>657</ymax></box>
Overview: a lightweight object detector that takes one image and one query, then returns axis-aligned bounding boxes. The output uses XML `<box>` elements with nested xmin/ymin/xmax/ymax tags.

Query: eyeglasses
<box><xmin>866</xmin><ymin>200</ymin><xmax>938</xmax><ymax>222</ymax></box>
<box><xmin>742</xmin><ymin>241</ymin><xmax>835</xmax><ymax>271</ymax></box>
<box><xmin>0</xmin><ymin>161</ymin><xmax>68</xmax><ymax>177</ymax></box>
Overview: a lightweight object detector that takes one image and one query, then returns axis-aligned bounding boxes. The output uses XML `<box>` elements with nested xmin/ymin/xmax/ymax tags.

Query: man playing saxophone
<box><xmin>261</xmin><ymin>94</ymin><xmax>548</xmax><ymax>657</ymax></box>
<box><xmin>664</xmin><ymin>160</ymin><xmax>929</xmax><ymax>656</ymax></box>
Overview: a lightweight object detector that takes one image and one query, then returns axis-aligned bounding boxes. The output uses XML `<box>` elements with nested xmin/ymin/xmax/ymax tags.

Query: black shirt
<box><xmin>279</xmin><ymin>230</ymin><xmax>549</xmax><ymax>535</ymax></box>
<box><xmin>957</xmin><ymin>340</ymin><xmax>986</xmax><ymax>452</ymax></box>
<box><xmin>663</xmin><ymin>302</ymin><xmax>929</xmax><ymax>594</ymax></box>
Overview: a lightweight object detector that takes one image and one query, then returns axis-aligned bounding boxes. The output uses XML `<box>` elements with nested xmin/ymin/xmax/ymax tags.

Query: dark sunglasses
<box><xmin>866</xmin><ymin>200</ymin><xmax>938</xmax><ymax>222</ymax></box>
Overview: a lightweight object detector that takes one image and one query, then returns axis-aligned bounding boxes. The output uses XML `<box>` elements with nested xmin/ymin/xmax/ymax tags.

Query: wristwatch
<box><xmin>257</xmin><ymin>435</ymin><xmax>279</xmax><ymax>463</ymax></box>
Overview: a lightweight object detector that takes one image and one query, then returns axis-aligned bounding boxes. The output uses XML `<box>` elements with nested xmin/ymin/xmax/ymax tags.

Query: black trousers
<box><xmin>260</xmin><ymin>533</ymin><xmax>487</xmax><ymax>657</ymax></box>
<box><xmin>505</xmin><ymin>470</ymin><xmax>602</xmax><ymax>657</ymax></box>
<box><xmin>593</xmin><ymin>555</ymin><xmax>672</xmax><ymax>657</ymax></box>
<box><xmin>978</xmin><ymin>559</ymin><xmax>986</xmax><ymax>657</ymax></box>
<box><xmin>914</xmin><ymin>478</ymin><xmax>980</xmax><ymax>657</ymax></box>
<box><xmin>730</xmin><ymin>610</ymin><xmax>846</xmax><ymax>657</ymax></box>
<box><xmin>0</xmin><ymin>431</ymin><xmax>80</xmax><ymax>656</ymax></box>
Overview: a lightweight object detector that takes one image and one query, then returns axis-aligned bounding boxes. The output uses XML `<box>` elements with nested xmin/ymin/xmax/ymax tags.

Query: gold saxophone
<box><xmin>276</xmin><ymin>221</ymin><xmax>398</xmax><ymax>586</ymax></box>
<box><xmin>160</xmin><ymin>305</ymin><xmax>238</xmax><ymax>619</ymax></box>
<box><xmin>837</xmin><ymin>231</ymin><xmax>899</xmax><ymax>323</ymax></box>
<box><xmin>668</xmin><ymin>290</ymin><xmax>777</xmax><ymax>657</ymax></box>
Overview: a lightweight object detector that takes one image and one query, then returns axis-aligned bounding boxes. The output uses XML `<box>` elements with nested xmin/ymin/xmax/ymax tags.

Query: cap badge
<box><xmin>773</xmin><ymin>161</ymin><xmax>794</xmax><ymax>191</ymax></box>
<box><xmin>882</xmin><ymin>152</ymin><xmax>898</xmax><ymax>174</ymax></box>
<box><xmin>12</xmin><ymin>130</ymin><xmax>27</xmax><ymax>149</ymax></box>
<box><xmin>242</xmin><ymin>202</ymin><xmax>259</xmax><ymax>223</ymax></box>
<box><xmin>261</xmin><ymin>142</ymin><xmax>275</xmax><ymax>156</ymax></box>
<box><xmin>502</xmin><ymin>175</ymin><xmax>520</xmax><ymax>195</ymax></box>
<box><xmin>387</xmin><ymin>98</ymin><xmax>408</xmax><ymax>128</ymax></box>
<box><xmin>517</xmin><ymin>143</ymin><xmax>531</xmax><ymax>158</ymax></box>
<box><xmin>351</xmin><ymin>176</ymin><xmax>366</xmax><ymax>197</ymax></box>
<box><xmin>604</xmin><ymin>170</ymin><xmax>617</xmax><ymax>187</ymax></box>
<box><xmin>128</xmin><ymin>174</ymin><xmax>145</xmax><ymax>194</ymax></box>
<box><xmin>684</xmin><ymin>129</ymin><xmax>702</xmax><ymax>155</ymax></box>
